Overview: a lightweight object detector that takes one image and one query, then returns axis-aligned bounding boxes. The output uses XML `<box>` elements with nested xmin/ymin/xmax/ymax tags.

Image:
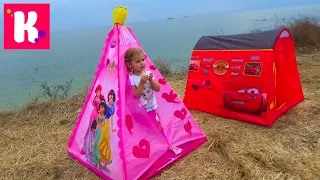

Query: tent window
<box><xmin>280</xmin><ymin>31</ymin><xmax>289</xmax><ymax>38</ymax></box>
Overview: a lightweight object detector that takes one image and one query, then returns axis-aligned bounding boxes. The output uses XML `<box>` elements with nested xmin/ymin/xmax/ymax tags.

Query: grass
<box><xmin>0</xmin><ymin>51</ymin><xmax>319</xmax><ymax>180</ymax></box>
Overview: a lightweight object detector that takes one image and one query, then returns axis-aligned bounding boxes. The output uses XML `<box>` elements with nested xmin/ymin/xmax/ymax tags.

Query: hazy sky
<box><xmin>1</xmin><ymin>0</ymin><xmax>320</xmax><ymax>31</ymax></box>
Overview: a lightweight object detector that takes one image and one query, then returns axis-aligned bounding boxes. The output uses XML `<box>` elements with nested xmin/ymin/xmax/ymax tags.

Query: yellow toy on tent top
<box><xmin>113</xmin><ymin>6</ymin><xmax>128</xmax><ymax>25</ymax></box>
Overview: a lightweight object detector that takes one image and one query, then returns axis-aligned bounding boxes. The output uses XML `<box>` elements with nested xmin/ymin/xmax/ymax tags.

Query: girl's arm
<box><xmin>150</xmin><ymin>79</ymin><xmax>160</xmax><ymax>92</ymax></box>
<box><xmin>92</xmin><ymin>96</ymin><xmax>95</xmax><ymax>106</ymax></box>
<box><xmin>133</xmin><ymin>75</ymin><xmax>148</xmax><ymax>98</ymax></box>
<box><xmin>101</xmin><ymin>119</ymin><xmax>106</xmax><ymax>127</ymax></box>
<box><xmin>133</xmin><ymin>83</ymin><xmax>144</xmax><ymax>98</ymax></box>
<box><xmin>111</xmin><ymin>116</ymin><xmax>113</xmax><ymax>129</ymax></box>
<box><xmin>111</xmin><ymin>116</ymin><xmax>116</xmax><ymax>131</ymax></box>
<box><xmin>96</xmin><ymin>118</ymin><xmax>101</xmax><ymax>127</ymax></box>
<box><xmin>111</xmin><ymin>106</ymin><xmax>116</xmax><ymax>131</ymax></box>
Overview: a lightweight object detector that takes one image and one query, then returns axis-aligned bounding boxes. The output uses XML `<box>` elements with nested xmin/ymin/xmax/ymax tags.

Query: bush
<box><xmin>153</xmin><ymin>59</ymin><xmax>189</xmax><ymax>79</ymax></box>
<box><xmin>251</xmin><ymin>14</ymin><xmax>320</xmax><ymax>53</ymax></box>
<box><xmin>154</xmin><ymin>60</ymin><xmax>172</xmax><ymax>77</ymax></box>
<box><xmin>38</xmin><ymin>79</ymin><xmax>73</xmax><ymax>101</ymax></box>
<box><xmin>273</xmin><ymin>14</ymin><xmax>320</xmax><ymax>52</ymax></box>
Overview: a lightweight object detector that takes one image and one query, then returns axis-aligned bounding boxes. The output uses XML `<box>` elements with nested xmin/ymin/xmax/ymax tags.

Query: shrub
<box><xmin>282</xmin><ymin>15</ymin><xmax>320</xmax><ymax>52</ymax></box>
<box><xmin>251</xmin><ymin>14</ymin><xmax>320</xmax><ymax>53</ymax></box>
<box><xmin>38</xmin><ymin>79</ymin><xmax>73</xmax><ymax>101</ymax></box>
<box><xmin>154</xmin><ymin>60</ymin><xmax>172</xmax><ymax>77</ymax></box>
<box><xmin>153</xmin><ymin>58</ymin><xmax>189</xmax><ymax>79</ymax></box>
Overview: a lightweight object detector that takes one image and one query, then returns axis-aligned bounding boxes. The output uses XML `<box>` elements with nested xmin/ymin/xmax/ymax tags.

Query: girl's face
<box><xmin>96</xmin><ymin>90</ymin><xmax>101</xmax><ymax>96</ymax></box>
<box><xmin>127</xmin><ymin>53</ymin><xmax>145</xmax><ymax>73</ymax></box>
<box><xmin>108</xmin><ymin>95</ymin><xmax>114</xmax><ymax>104</ymax></box>
<box><xmin>99</xmin><ymin>105</ymin><xmax>105</xmax><ymax>114</ymax></box>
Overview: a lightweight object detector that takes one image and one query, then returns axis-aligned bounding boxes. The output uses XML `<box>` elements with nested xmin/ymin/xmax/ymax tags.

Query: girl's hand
<box><xmin>140</xmin><ymin>75</ymin><xmax>149</xmax><ymax>84</ymax></box>
<box><xmin>148</xmin><ymin>73</ymin><xmax>154</xmax><ymax>81</ymax></box>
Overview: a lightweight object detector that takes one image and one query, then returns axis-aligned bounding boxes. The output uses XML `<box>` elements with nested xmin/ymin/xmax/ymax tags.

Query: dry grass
<box><xmin>251</xmin><ymin>14</ymin><xmax>320</xmax><ymax>54</ymax></box>
<box><xmin>1</xmin><ymin>52</ymin><xmax>320</xmax><ymax>180</ymax></box>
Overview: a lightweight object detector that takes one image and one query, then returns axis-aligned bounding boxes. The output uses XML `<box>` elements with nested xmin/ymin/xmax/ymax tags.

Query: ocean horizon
<box><xmin>0</xmin><ymin>4</ymin><xmax>320</xmax><ymax>110</ymax></box>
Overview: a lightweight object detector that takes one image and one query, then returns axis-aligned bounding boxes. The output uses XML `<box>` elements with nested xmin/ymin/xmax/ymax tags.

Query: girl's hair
<box><xmin>95</xmin><ymin>84</ymin><xmax>105</xmax><ymax>101</ymax></box>
<box><xmin>124</xmin><ymin>48</ymin><xmax>144</xmax><ymax>72</ymax></box>
<box><xmin>95</xmin><ymin>85</ymin><xmax>102</xmax><ymax>92</ymax></box>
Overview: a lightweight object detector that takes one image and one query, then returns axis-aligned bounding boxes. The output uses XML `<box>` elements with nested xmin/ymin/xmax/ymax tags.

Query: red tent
<box><xmin>183</xmin><ymin>28</ymin><xmax>304</xmax><ymax>126</ymax></box>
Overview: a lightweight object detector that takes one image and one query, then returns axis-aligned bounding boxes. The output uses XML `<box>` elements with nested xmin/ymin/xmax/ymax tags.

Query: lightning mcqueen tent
<box><xmin>183</xmin><ymin>28</ymin><xmax>304</xmax><ymax>126</ymax></box>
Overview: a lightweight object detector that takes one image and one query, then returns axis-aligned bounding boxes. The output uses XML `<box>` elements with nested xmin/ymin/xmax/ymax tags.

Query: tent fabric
<box><xmin>184</xmin><ymin>27</ymin><xmax>304</xmax><ymax>127</ymax></box>
<box><xmin>193</xmin><ymin>28</ymin><xmax>284</xmax><ymax>50</ymax></box>
<box><xmin>67</xmin><ymin>13</ymin><xmax>207</xmax><ymax>180</ymax></box>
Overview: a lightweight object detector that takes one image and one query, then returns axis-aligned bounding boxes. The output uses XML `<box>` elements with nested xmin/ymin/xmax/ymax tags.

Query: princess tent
<box><xmin>67</xmin><ymin>6</ymin><xmax>207</xmax><ymax>180</ymax></box>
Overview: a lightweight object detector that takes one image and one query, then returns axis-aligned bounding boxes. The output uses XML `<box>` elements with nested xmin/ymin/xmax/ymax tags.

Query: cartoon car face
<box><xmin>189</xmin><ymin>63</ymin><xmax>199</xmax><ymax>71</ymax></box>
<box><xmin>223</xmin><ymin>87</ymin><xmax>267</xmax><ymax>115</ymax></box>
<box><xmin>244</xmin><ymin>67</ymin><xmax>259</xmax><ymax>75</ymax></box>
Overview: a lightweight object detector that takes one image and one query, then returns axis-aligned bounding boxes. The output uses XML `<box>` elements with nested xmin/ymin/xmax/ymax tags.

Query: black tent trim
<box><xmin>193</xmin><ymin>28</ymin><xmax>290</xmax><ymax>50</ymax></box>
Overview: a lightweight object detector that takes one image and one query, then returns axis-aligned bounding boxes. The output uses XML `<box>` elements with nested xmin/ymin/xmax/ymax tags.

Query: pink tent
<box><xmin>67</xmin><ymin>6</ymin><xmax>207</xmax><ymax>180</ymax></box>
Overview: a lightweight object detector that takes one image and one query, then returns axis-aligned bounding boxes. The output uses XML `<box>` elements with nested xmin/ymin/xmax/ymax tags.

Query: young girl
<box><xmin>124</xmin><ymin>47</ymin><xmax>163</xmax><ymax>130</ymax></box>
<box><xmin>124</xmin><ymin>48</ymin><xmax>183</xmax><ymax>155</ymax></box>
<box><xmin>98</xmin><ymin>90</ymin><xmax>117</xmax><ymax>168</ymax></box>
<box><xmin>93</xmin><ymin>101</ymin><xmax>108</xmax><ymax>167</ymax></box>
<box><xmin>106</xmin><ymin>89</ymin><xmax>116</xmax><ymax>121</ymax></box>
<box><xmin>90</xmin><ymin>85</ymin><xmax>105</xmax><ymax>132</ymax></box>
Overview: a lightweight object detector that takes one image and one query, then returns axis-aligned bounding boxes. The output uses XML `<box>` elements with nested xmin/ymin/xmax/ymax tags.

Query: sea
<box><xmin>1</xmin><ymin>4</ymin><xmax>320</xmax><ymax>110</ymax></box>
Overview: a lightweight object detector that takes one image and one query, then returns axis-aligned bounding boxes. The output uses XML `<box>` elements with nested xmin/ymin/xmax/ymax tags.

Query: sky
<box><xmin>0</xmin><ymin>0</ymin><xmax>320</xmax><ymax>32</ymax></box>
